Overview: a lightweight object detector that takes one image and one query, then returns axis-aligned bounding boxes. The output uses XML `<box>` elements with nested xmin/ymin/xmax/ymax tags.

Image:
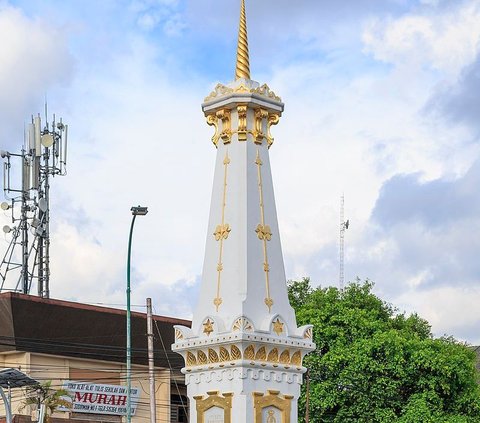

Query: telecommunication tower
<box><xmin>339</xmin><ymin>194</ymin><xmax>349</xmax><ymax>289</ymax></box>
<box><xmin>0</xmin><ymin>112</ymin><xmax>68</xmax><ymax>297</ymax></box>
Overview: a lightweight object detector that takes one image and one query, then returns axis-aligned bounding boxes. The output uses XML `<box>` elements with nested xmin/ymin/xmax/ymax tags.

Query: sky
<box><xmin>1</xmin><ymin>0</ymin><xmax>479</xmax><ymax>344</ymax></box>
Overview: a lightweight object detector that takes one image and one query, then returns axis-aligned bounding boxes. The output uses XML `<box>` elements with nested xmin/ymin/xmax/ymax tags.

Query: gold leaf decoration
<box><xmin>208</xmin><ymin>348</ymin><xmax>219</xmax><ymax>363</ymax></box>
<box><xmin>231</xmin><ymin>345</ymin><xmax>242</xmax><ymax>360</ymax></box>
<box><xmin>279</xmin><ymin>350</ymin><xmax>290</xmax><ymax>364</ymax></box>
<box><xmin>175</xmin><ymin>329</ymin><xmax>184</xmax><ymax>340</ymax></box>
<box><xmin>186</xmin><ymin>351</ymin><xmax>197</xmax><ymax>366</ymax></box>
<box><xmin>244</xmin><ymin>345</ymin><xmax>255</xmax><ymax>360</ymax></box>
<box><xmin>255</xmin><ymin>346</ymin><xmax>266</xmax><ymax>361</ymax></box>
<box><xmin>291</xmin><ymin>351</ymin><xmax>302</xmax><ymax>366</ymax></box>
<box><xmin>267</xmin><ymin>348</ymin><xmax>278</xmax><ymax>363</ymax></box>
<box><xmin>198</xmin><ymin>350</ymin><xmax>208</xmax><ymax>365</ymax></box>
<box><xmin>219</xmin><ymin>347</ymin><xmax>231</xmax><ymax>362</ymax></box>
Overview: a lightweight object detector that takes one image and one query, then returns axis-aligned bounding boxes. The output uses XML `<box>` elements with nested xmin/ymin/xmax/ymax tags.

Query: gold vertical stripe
<box><xmin>255</xmin><ymin>148</ymin><xmax>273</xmax><ymax>311</ymax></box>
<box><xmin>235</xmin><ymin>0</ymin><xmax>250</xmax><ymax>80</ymax></box>
<box><xmin>214</xmin><ymin>150</ymin><xmax>231</xmax><ymax>311</ymax></box>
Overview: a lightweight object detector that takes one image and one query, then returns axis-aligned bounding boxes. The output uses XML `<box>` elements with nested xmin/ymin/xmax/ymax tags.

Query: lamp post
<box><xmin>126</xmin><ymin>205</ymin><xmax>148</xmax><ymax>423</ymax></box>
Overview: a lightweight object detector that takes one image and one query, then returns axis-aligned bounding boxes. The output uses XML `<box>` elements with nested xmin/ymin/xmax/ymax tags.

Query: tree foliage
<box><xmin>20</xmin><ymin>380</ymin><xmax>71</xmax><ymax>423</ymax></box>
<box><xmin>289</xmin><ymin>278</ymin><xmax>480</xmax><ymax>423</ymax></box>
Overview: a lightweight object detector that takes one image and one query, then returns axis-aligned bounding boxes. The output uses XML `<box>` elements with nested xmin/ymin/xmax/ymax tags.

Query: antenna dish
<box><xmin>1</xmin><ymin>202</ymin><xmax>10</xmax><ymax>211</ymax></box>
<box><xmin>38</xmin><ymin>198</ymin><xmax>47</xmax><ymax>212</ymax></box>
<box><xmin>3</xmin><ymin>225</ymin><xmax>11</xmax><ymax>234</ymax></box>
<box><xmin>41</xmin><ymin>134</ymin><xmax>54</xmax><ymax>148</ymax></box>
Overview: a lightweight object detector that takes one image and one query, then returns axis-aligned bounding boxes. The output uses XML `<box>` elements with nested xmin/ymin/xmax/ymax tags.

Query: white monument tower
<box><xmin>172</xmin><ymin>1</ymin><xmax>315</xmax><ymax>421</ymax></box>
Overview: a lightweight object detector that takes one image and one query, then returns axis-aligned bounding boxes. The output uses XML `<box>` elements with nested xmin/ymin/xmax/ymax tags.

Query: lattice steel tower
<box><xmin>1</xmin><ymin>112</ymin><xmax>68</xmax><ymax>297</ymax></box>
<box><xmin>339</xmin><ymin>194</ymin><xmax>349</xmax><ymax>289</ymax></box>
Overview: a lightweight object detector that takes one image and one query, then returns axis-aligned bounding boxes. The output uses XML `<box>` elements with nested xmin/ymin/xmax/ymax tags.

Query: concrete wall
<box><xmin>0</xmin><ymin>351</ymin><xmax>171</xmax><ymax>422</ymax></box>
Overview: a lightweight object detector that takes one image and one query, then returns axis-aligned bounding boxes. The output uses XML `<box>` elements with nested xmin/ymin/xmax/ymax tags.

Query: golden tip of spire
<box><xmin>235</xmin><ymin>0</ymin><xmax>250</xmax><ymax>80</ymax></box>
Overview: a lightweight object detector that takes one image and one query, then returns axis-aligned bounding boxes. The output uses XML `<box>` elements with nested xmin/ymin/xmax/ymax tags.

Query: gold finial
<box><xmin>235</xmin><ymin>0</ymin><xmax>250</xmax><ymax>80</ymax></box>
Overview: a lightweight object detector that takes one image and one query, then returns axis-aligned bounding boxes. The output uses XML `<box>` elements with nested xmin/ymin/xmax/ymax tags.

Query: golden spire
<box><xmin>235</xmin><ymin>0</ymin><xmax>250</xmax><ymax>80</ymax></box>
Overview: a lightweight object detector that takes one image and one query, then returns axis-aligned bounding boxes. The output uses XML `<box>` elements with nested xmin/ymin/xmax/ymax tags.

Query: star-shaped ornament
<box><xmin>272</xmin><ymin>318</ymin><xmax>284</xmax><ymax>336</ymax></box>
<box><xmin>203</xmin><ymin>319</ymin><xmax>214</xmax><ymax>336</ymax></box>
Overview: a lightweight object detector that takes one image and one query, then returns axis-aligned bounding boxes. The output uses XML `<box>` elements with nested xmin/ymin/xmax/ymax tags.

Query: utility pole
<box><xmin>305</xmin><ymin>369</ymin><xmax>310</xmax><ymax>423</ymax></box>
<box><xmin>146</xmin><ymin>297</ymin><xmax>157</xmax><ymax>423</ymax></box>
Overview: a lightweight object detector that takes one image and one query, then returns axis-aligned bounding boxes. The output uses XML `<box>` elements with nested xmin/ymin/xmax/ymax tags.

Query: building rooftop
<box><xmin>0</xmin><ymin>292</ymin><xmax>190</xmax><ymax>369</ymax></box>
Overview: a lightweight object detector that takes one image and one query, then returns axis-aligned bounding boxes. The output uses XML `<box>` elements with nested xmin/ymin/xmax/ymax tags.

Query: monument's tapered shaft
<box><xmin>172</xmin><ymin>2</ymin><xmax>315</xmax><ymax>421</ymax></box>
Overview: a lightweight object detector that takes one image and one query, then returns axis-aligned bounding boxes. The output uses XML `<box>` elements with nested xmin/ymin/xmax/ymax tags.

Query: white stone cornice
<box><xmin>202</xmin><ymin>93</ymin><xmax>284</xmax><ymax>114</ymax></box>
<box><xmin>185</xmin><ymin>366</ymin><xmax>304</xmax><ymax>386</ymax></box>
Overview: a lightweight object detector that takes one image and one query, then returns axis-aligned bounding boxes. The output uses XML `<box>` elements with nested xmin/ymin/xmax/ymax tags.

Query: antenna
<box><xmin>339</xmin><ymin>194</ymin><xmax>349</xmax><ymax>289</ymax></box>
<box><xmin>0</xmin><ymin>110</ymin><xmax>69</xmax><ymax>298</ymax></box>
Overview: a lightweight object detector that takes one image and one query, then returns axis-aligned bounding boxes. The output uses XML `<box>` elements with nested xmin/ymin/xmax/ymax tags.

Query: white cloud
<box><xmin>131</xmin><ymin>0</ymin><xmax>185</xmax><ymax>34</ymax></box>
<box><xmin>1</xmin><ymin>0</ymin><xmax>480</xmax><ymax>345</ymax></box>
<box><xmin>395</xmin><ymin>285</ymin><xmax>480</xmax><ymax>344</ymax></box>
<box><xmin>0</xmin><ymin>4</ymin><xmax>73</xmax><ymax>139</ymax></box>
<box><xmin>362</xmin><ymin>1</ymin><xmax>480</xmax><ymax>75</ymax></box>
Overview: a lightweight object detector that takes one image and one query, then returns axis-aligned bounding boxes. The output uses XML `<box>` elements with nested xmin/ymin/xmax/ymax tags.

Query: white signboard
<box><xmin>63</xmin><ymin>380</ymin><xmax>140</xmax><ymax>416</ymax></box>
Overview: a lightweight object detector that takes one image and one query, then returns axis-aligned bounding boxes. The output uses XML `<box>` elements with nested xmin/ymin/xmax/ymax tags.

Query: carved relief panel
<box><xmin>253</xmin><ymin>390</ymin><xmax>293</xmax><ymax>423</ymax></box>
<box><xmin>195</xmin><ymin>391</ymin><xmax>233</xmax><ymax>423</ymax></box>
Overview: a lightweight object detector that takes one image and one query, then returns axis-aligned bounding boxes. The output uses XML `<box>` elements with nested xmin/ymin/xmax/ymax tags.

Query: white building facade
<box><xmin>172</xmin><ymin>1</ymin><xmax>315</xmax><ymax>422</ymax></box>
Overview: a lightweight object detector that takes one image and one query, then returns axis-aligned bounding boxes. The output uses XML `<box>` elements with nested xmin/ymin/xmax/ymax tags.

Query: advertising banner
<box><xmin>63</xmin><ymin>380</ymin><xmax>140</xmax><ymax>416</ymax></box>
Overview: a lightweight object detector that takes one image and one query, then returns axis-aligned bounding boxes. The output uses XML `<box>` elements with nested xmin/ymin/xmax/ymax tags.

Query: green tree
<box><xmin>289</xmin><ymin>278</ymin><xmax>480</xmax><ymax>423</ymax></box>
<box><xmin>20</xmin><ymin>380</ymin><xmax>71</xmax><ymax>423</ymax></box>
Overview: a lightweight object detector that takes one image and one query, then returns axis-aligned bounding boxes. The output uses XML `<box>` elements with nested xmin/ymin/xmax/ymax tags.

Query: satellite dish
<box><xmin>3</xmin><ymin>225</ymin><xmax>11</xmax><ymax>234</ymax></box>
<box><xmin>41</xmin><ymin>133</ymin><xmax>54</xmax><ymax>148</ymax></box>
<box><xmin>0</xmin><ymin>202</ymin><xmax>9</xmax><ymax>211</ymax></box>
<box><xmin>38</xmin><ymin>198</ymin><xmax>47</xmax><ymax>212</ymax></box>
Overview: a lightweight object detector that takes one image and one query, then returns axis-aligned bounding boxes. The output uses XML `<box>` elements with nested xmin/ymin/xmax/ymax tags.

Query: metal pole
<box><xmin>21</xmin><ymin>149</ymin><xmax>29</xmax><ymax>294</ymax></box>
<box><xmin>147</xmin><ymin>297</ymin><xmax>157</xmax><ymax>423</ymax></box>
<box><xmin>305</xmin><ymin>369</ymin><xmax>310</xmax><ymax>423</ymax></box>
<box><xmin>126</xmin><ymin>213</ymin><xmax>137</xmax><ymax>423</ymax></box>
<box><xmin>43</xmin><ymin>147</ymin><xmax>50</xmax><ymax>298</ymax></box>
<box><xmin>0</xmin><ymin>386</ymin><xmax>12</xmax><ymax>423</ymax></box>
<box><xmin>126</xmin><ymin>205</ymin><xmax>147</xmax><ymax>423</ymax></box>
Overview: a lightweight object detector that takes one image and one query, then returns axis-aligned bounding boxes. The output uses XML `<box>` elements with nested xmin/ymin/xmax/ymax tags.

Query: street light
<box><xmin>126</xmin><ymin>205</ymin><xmax>148</xmax><ymax>423</ymax></box>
